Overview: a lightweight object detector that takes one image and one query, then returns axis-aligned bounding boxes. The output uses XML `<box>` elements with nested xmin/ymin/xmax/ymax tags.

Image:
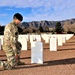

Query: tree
<box><xmin>39</xmin><ymin>25</ymin><xmax>44</xmax><ymax>32</ymax></box>
<box><xmin>55</xmin><ymin>22</ymin><xmax>63</xmax><ymax>34</ymax></box>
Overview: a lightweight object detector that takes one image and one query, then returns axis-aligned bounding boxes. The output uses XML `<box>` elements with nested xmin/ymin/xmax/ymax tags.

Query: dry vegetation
<box><xmin>63</xmin><ymin>21</ymin><xmax>75</xmax><ymax>33</ymax></box>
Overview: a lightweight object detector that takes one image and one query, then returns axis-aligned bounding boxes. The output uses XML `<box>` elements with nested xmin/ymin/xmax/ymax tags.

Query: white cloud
<box><xmin>24</xmin><ymin>13</ymin><xmax>55</xmax><ymax>22</ymax></box>
<box><xmin>0</xmin><ymin>13</ymin><xmax>7</xmax><ymax>17</ymax></box>
<box><xmin>0</xmin><ymin>0</ymin><xmax>75</xmax><ymax>22</ymax></box>
<box><xmin>0</xmin><ymin>0</ymin><xmax>74</xmax><ymax>8</ymax></box>
<box><xmin>5</xmin><ymin>8</ymin><xmax>13</xmax><ymax>10</ymax></box>
<box><xmin>0</xmin><ymin>0</ymin><xmax>46</xmax><ymax>8</ymax></box>
<box><xmin>0</xmin><ymin>0</ymin><xmax>75</xmax><ymax>13</ymax></box>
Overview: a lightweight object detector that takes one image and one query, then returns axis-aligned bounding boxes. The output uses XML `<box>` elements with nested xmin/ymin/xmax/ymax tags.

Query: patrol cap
<box><xmin>13</xmin><ymin>13</ymin><xmax>23</xmax><ymax>21</ymax></box>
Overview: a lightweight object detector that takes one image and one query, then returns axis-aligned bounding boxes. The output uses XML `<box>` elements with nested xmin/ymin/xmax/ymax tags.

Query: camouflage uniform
<box><xmin>0</xmin><ymin>21</ymin><xmax>22</xmax><ymax>70</ymax></box>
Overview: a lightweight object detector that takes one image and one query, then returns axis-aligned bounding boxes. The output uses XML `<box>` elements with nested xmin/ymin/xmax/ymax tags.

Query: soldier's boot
<box><xmin>16</xmin><ymin>53</ymin><xmax>25</xmax><ymax>65</ymax></box>
<box><xmin>4</xmin><ymin>64</ymin><xmax>15</xmax><ymax>70</ymax></box>
<box><xmin>0</xmin><ymin>61</ymin><xmax>5</xmax><ymax>71</ymax></box>
<box><xmin>0</xmin><ymin>61</ymin><xmax>15</xmax><ymax>70</ymax></box>
<box><xmin>16</xmin><ymin>57</ymin><xmax>25</xmax><ymax>66</ymax></box>
<box><xmin>17</xmin><ymin>60</ymin><xmax>25</xmax><ymax>65</ymax></box>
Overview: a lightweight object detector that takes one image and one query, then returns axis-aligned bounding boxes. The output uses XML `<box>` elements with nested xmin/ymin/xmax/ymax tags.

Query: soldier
<box><xmin>0</xmin><ymin>13</ymin><xmax>25</xmax><ymax>70</ymax></box>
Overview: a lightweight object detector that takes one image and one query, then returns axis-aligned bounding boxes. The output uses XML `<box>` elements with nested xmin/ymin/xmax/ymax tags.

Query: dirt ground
<box><xmin>0</xmin><ymin>36</ymin><xmax>75</xmax><ymax>75</ymax></box>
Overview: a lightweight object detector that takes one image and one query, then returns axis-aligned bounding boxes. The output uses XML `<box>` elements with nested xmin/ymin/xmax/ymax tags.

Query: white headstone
<box><xmin>21</xmin><ymin>38</ymin><xmax>27</xmax><ymax>50</ymax></box>
<box><xmin>41</xmin><ymin>34</ymin><xmax>51</xmax><ymax>43</ymax></box>
<box><xmin>58</xmin><ymin>35</ymin><xmax>63</xmax><ymax>46</ymax></box>
<box><xmin>62</xmin><ymin>36</ymin><xmax>66</xmax><ymax>43</ymax></box>
<box><xmin>30</xmin><ymin>35</ymin><xmax>35</xmax><ymax>43</ymax></box>
<box><xmin>66</xmin><ymin>34</ymin><xmax>74</xmax><ymax>40</ymax></box>
<box><xmin>35</xmin><ymin>35</ymin><xmax>41</xmax><ymax>41</ymax></box>
<box><xmin>45</xmin><ymin>39</ymin><xmax>49</xmax><ymax>43</ymax></box>
<box><xmin>0</xmin><ymin>39</ymin><xmax>1</xmax><ymax>50</ymax></box>
<box><xmin>18</xmin><ymin>36</ymin><xmax>27</xmax><ymax>50</ymax></box>
<box><xmin>50</xmin><ymin>37</ymin><xmax>57</xmax><ymax>51</ymax></box>
<box><xmin>41</xmin><ymin>34</ymin><xmax>46</xmax><ymax>41</ymax></box>
<box><xmin>45</xmin><ymin>35</ymin><xmax>50</xmax><ymax>43</ymax></box>
<box><xmin>0</xmin><ymin>35</ymin><xmax>4</xmax><ymax>45</ymax></box>
<box><xmin>31</xmin><ymin>41</ymin><xmax>43</xmax><ymax>64</ymax></box>
<box><xmin>25</xmin><ymin>35</ymin><xmax>29</xmax><ymax>41</ymax></box>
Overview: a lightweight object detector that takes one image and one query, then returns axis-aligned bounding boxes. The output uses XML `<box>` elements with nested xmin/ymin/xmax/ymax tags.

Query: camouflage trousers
<box><xmin>0</xmin><ymin>41</ymin><xmax>21</xmax><ymax>70</ymax></box>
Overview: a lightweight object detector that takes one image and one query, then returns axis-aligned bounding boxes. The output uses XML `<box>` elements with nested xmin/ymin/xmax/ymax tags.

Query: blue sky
<box><xmin>0</xmin><ymin>0</ymin><xmax>75</xmax><ymax>25</ymax></box>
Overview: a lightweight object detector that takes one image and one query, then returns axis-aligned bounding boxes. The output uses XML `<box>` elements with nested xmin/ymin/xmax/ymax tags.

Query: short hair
<box><xmin>13</xmin><ymin>13</ymin><xmax>23</xmax><ymax>21</ymax></box>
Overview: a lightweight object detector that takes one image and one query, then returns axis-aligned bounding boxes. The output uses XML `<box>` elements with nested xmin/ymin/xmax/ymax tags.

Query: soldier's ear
<box><xmin>13</xmin><ymin>17</ymin><xmax>17</xmax><ymax>20</ymax></box>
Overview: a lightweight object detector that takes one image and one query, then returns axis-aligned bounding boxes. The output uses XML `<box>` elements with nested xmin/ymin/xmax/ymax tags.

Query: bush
<box><xmin>55</xmin><ymin>22</ymin><xmax>63</xmax><ymax>34</ymax></box>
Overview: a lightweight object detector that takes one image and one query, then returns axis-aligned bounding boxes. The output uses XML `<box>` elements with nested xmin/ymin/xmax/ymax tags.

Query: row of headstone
<box><xmin>0</xmin><ymin>34</ymin><xmax>74</xmax><ymax>51</ymax></box>
<box><xmin>41</xmin><ymin>34</ymin><xmax>68</xmax><ymax>44</ymax></box>
<box><xmin>30</xmin><ymin>34</ymin><xmax>62</xmax><ymax>64</ymax></box>
<box><xmin>0</xmin><ymin>34</ymin><xmax>74</xmax><ymax>64</ymax></box>
<box><xmin>30</xmin><ymin>34</ymin><xmax>66</xmax><ymax>64</ymax></box>
<box><xmin>49</xmin><ymin>34</ymin><xmax>66</xmax><ymax>51</ymax></box>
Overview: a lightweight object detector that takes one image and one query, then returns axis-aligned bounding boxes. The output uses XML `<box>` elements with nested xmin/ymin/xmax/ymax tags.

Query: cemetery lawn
<box><xmin>0</xmin><ymin>36</ymin><xmax>75</xmax><ymax>75</ymax></box>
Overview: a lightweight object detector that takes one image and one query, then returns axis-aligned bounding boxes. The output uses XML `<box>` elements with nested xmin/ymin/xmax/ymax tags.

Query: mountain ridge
<box><xmin>21</xmin><ymin>18</ymin><xmax>75</xmax><ymax>29</ymax></box>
